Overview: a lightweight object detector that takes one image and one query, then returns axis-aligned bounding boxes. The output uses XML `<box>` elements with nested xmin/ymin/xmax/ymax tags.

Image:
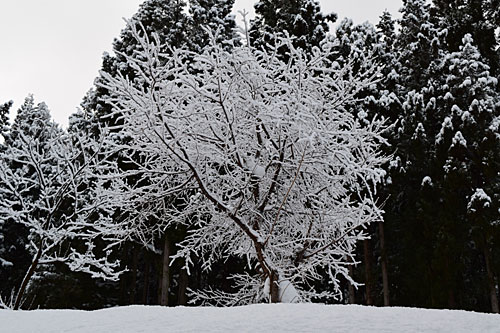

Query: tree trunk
<box><xmin>119</xmin><ymin>243</ymin><xmax>130</xmax><ymax>305</ymax></box>
<box><xmin>270</xmin><ymin>271</ymin><xmax>280</xmax><ymax>303</ymax></box>
<box><xmin>348</xmin><ymin>264</ymin><xmax>356</xmax><ymax>304</ymax></box>
<box><xmin>483</xmin><ymin>244</ymin><xmax>499</xmax><ymax>313</ymax></box>
<box><xmin>378</xmin><ymin>221</ymin><xmax>390</xmax><ymax>306</ymax></box>
<box><xmin>177</xmin><ymin>266</ymin><xmax>189</xmax><ymax>306</ymax></box>
<box><xmin>14</xmin><ymin>241</ymin><xmax>43</xmax><ymax>310</ymax></box>
<box><xmin>363</xmin><ymin>239</ymin><xmax>374</xmax><ymax>306</ymax></box>
<box><xmin>142</xmin><ymin>253</ymin><xmax>150</xmax><ymax>305</ymax></box>
<box><xmin>160</xmin><ymin>233</ymin><xmax>171</xmax><ymax>306</ymax></box>
<box><xmin>129</xmin><ymin>245</ymin><xmax>138</xmax><ymax>304</ymax></box>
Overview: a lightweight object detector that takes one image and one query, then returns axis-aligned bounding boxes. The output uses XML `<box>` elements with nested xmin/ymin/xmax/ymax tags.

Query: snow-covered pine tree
<box><xmin>371</xmin><ymin>10</ymin><xmax>402</xmax><ymax>307</ymax></box>
<box><xmin>0</xmin><ymin>96</ymin><xmax>120</xmax><ymax>309</ymax></box>
<box><xmin>187</xmin><ymin>0</ymin><xmax>239</xmax><ymax>53</ymax></box>
<box><xmin>396</xmin><ymin>0</ymin><xmax>447</xmax><ymax>91</ymax></box>
<box><xmin>431</xmin><ymin>0</ymin><xmax>499</xmax><ymax>75</ymax></box>
<box><xmin>436</xmin><ymin>34</ymin><xmax>500</xmax><ymax>312</ymax></box>
<box><xmin>378</xmin><ymin>0</ymin><xmax>453</xmax><ymax>307</ymax></box>
<box><xmin>249</xmin><ymin>0</ymin><xmax>336</xmax><ymax>55</ymax></box>
<box><xmin>96</xmin><ymin>22</ymin><xmax>388</xmax><ymax>305</ymax></box>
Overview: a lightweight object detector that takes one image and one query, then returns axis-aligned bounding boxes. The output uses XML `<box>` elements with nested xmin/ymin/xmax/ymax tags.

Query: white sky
<box><xmin>0</xmin><ymin>0</ymin><xmax>402</xmax><ymax>127</ymax></box>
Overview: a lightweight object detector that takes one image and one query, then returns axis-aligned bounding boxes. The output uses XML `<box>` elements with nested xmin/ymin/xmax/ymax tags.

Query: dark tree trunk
<box><xmin>119</xmin><ymin>243</ymin><xmax>130</xmax><ymax>305</ymax></box>
<box><xmin>483</xmin><ymin>244</ymin><xmax>499</xmax><ymax>313</ymax></box>
<box><xmin>378</xmin><ymin>221</ymin><xmax>390</xmax><ymax>306</ymax></box>
<box><xmin>448</xmin><ymin>288</ymin><xmax>456</xmax><ymax>309</ymax></box>
<box><xmin>160</xmin><ymin>233</ymin><xmax>171</xmax><ymax>306</ymax></box>
<box><xmin>142</xmin><ymin>253</ymin><xmax>150</xmax><ymax>305</ymax></box>
<box><xmin>348</xmin><ymin>264</ymin><xmax>356</xmax><ymax>304</ymax></box>
<box><xmin>270</xmin><ymin>271</ymin><xmax>280</xmax><ymax>303</ymax></box>
<box><xmin>363</xmin><ymin>239</ymin><xmax>374</xmax><ymax>305</ymax></box>
<box><xmin>129</xmin><ymin>245</ymin><xmax>139</xmax><ymax>304</ymax></box>
<box><xmin>177</xmin><ymin>266</ymin><xmax>189</xmax><ymax>306</ymax></box>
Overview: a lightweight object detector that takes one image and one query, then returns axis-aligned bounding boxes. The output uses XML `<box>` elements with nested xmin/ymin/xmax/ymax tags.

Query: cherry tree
<box><xmin>0</xmin><ymin>98</ymin><xmax>120</xmax><ymax>309</ymax></box>
<box><xmin>97</xmin><ymin>23</ymin><xmax>389</xmax><ymax>304</ymax></box>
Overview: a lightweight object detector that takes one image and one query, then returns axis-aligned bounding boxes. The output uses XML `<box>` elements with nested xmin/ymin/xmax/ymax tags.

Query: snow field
<box><xmin>1</xmin><ymin>304</ymin><xmax>500</xmax><ymax>332</ymax></box>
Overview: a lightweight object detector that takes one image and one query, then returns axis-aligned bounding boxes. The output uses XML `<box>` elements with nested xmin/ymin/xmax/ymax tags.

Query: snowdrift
<box><xmin>1</xmin><ymin>304</ymin><xmax>499</xmax><ymax>332</ymax></box>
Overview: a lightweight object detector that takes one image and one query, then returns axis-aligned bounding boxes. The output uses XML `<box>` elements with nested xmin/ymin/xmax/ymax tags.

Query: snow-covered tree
<box><xmin>249</xmin><ymin>0</ymin><xmax>336</xmax><ymax>55</ymax></box>
<box><xmin>328</xmin><ymin>18</ymin><xmax>389</xmax><ymax>305</ymax></box>
<box><xmin>77</xmin><ymin>0</ymin><xmax>243</xmax><ymax>307</ymax></box>
<box><xmin>437</xmin><ymin>34</ymin><xmax>500</xmax><ymax>312</ymax></box>
<box><xmin>397</xmin><ymin>0</ymin><xmax>447</xmax><ymax>90</ymax></box>
<box><xmin>187</xmin><ymin>0</ymin><xmax>239</xmax><ymax>52</ymax></box>
<box><xmin>82</xmin><ymin>0</ymin><xmax>189</xmax><ymax>125</ymax></box>
<box><xmin>0</xmin><ymin>100</ymin><xmax>15</xmax><ymax>292</ymax></box>
<box><xmin>432</xmin><ymin>0</ymin><xmax>499</xmax><ymax>75</ymax></box>
<box><xmin>95</xmin><ymin>22</ymin><xmax>389</xmax><ymax>305</ymax></box>
<box><xmin>0</xmin><ymin>96</ymin><xmax>120</xmax><ymax>309</ymax></box>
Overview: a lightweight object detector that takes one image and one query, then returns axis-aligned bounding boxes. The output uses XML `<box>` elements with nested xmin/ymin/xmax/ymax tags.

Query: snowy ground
<box><xmin>1</xmin><ymin>304</ymin><xmax>499</xmax><ymax>332</ymax></box>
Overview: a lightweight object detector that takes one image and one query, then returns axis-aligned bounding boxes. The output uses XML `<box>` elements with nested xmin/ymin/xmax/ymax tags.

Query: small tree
<box><xmin>0</xmin><ymin>97</ymin><xmax>119</xmax><ymax>309</ymax></box>
<box><xmin>98</xmin><ymin>23</ymin><xmax>389</xmax><ymax>304</ymax></box>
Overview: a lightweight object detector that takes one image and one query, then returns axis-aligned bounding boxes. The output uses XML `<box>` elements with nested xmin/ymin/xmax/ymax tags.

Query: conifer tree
<box><xmin>187</xmin><ymin>0</ymin><xmax>239</xmax><ymax>52</ymax></box>
<box><xmin>249</xmin><ymin>0</ymin><xmax>336</xmax><ymax>54</ymax></box>
<box><xmin>436</xmin><ymin>34</ymin><xmax>500</xmax><ymax>312</ymax></box>
<box><xmin>432</xmin><ymin>0</ymin><xmax>499</xmax><ymax>75</ymax></box>
<box><xmin>378</xmin><ymin>0</ymin><xmax>450</xmax><ymax>307</ymax></box>
<box><xmin>82</xmin><ymin>0</ymin><xmax>189</xmax><ymax>124</ymax></box>
<box><xmin>396</xmin><ymin>0</ymin><xmax>446</xmax><ymax>91</ymax></box>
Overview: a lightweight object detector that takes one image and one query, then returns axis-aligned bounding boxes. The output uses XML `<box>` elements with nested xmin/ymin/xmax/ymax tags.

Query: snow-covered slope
<box><xmin>1</xmin><ymin>304</ymin><xmax>499</xmax><ymax>332</ymax></box>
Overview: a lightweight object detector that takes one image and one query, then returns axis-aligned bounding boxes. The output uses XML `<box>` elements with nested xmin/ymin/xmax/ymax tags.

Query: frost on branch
<box><xmin>0</xmin><ymin>100</ymin><xmax>120</xmax><ymax>309</ymax></box>
<box><xmin>98</xmin><ymin>23</ymin><xmax>389</xmax><ymax>305</ymax></box>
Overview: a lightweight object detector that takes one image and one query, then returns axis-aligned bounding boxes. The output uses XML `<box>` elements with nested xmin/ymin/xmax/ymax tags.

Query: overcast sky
<box><xmin>0</xmin><ymin>0</ymin><xmax>402</xmax><ymax>127</ymax></box>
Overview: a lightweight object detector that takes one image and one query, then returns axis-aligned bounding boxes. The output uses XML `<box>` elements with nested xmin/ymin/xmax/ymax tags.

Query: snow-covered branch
<box><xmin>97</xmin><ymin>23</ymin><xmax>389</xmax><ymax>304</ymax></box>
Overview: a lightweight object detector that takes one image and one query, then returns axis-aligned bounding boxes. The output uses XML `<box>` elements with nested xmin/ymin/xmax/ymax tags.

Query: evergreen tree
<box><xmin>396</xmin><ymin>0</ymin><xmax>446</xmax><ymax>91</ymax></box>
<box><xmin>378</xmin><ymin>0</ymin><xmax>450</xmax><ymax>308</ymax></box>
<box><xmin>436</xmin><ymin>34</ymin><xmax>500</xmax><ymax>312</ymax></box>
<box><xmin>187</xmin><ymin>0</ymin><xmax>239</xmax><ymax>52</ymax></box>
<box><xmin>431</xmin><ymin>0</ymin><xmax>499</xmax><ymax>75</ymax></box>
<box><xmin>249</xmin><ymin>0</ymin><xmax>336</xmax><ymax>54</ymax></box>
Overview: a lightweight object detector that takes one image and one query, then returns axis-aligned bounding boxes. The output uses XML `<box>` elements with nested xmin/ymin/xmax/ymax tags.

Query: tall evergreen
<box><xmin>249</xmin><ymin>0</ymin><xmax>336</xmax><ymax>54</ymax></box>
<box><xmin>436</xmin><ymin>34</ymin><xmax>500</xmax><ymax>312</ymax></box>
<box><xmin>396</xmin><ymin>0</ymin><xmax>446</xmax><ymax>90</ymax></box>
<box><xmin>187</xmin><ymin>0</ymin><xmax>239</xmax><ymax>52</ymax></box>
<box><xmin>379</xmin><ymin>0</ymin><xmax>450</xmax><ymax>308</ymax></box>
<box><xmin>431</xmin><ymin>0</ymin><xmax>499</xmax><ymax>75</ymax></box>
